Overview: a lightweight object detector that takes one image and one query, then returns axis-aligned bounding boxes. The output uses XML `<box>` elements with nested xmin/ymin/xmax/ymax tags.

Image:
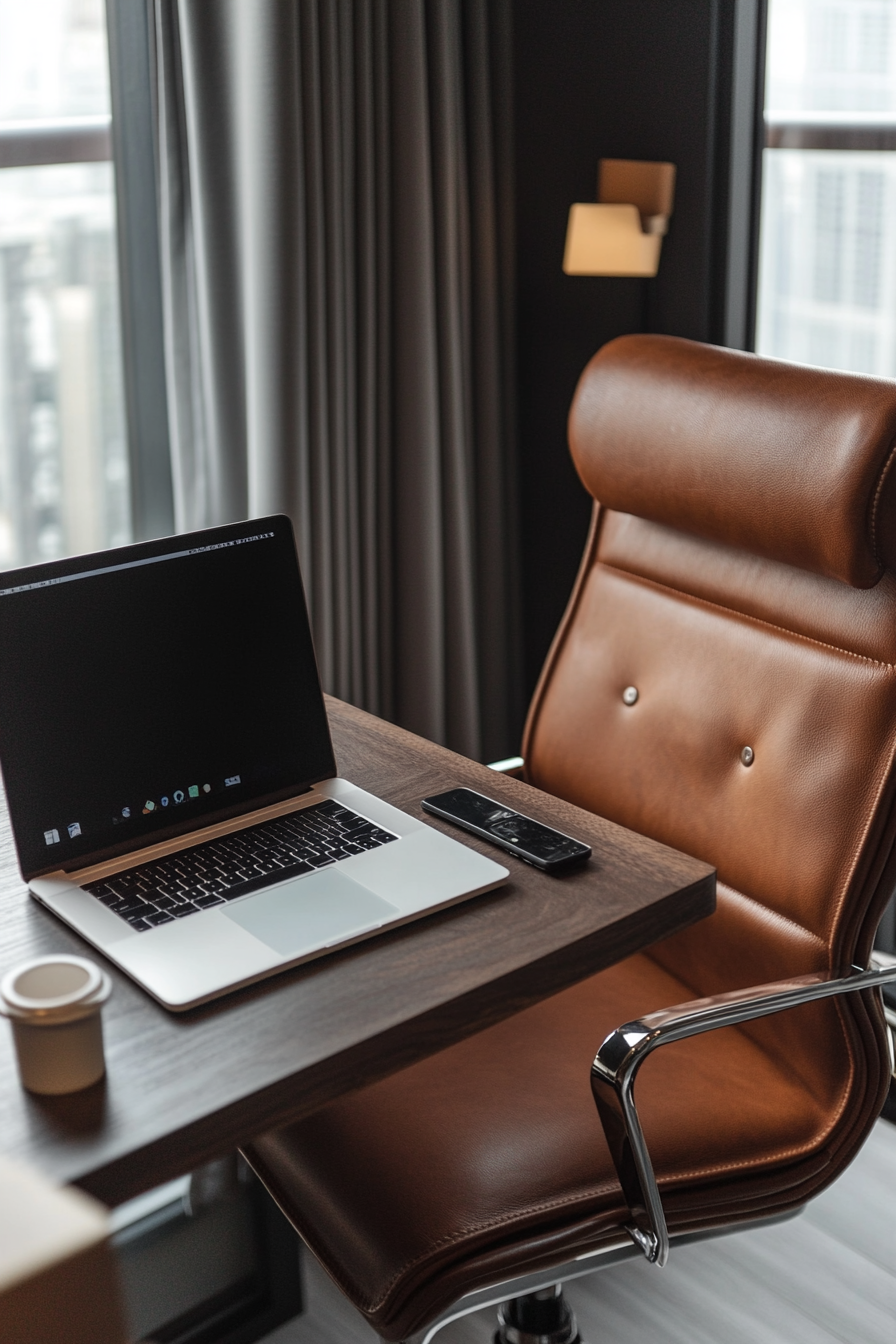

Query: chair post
<box><xmin>494</xmin><ymin>1284</ymin><xmax>582</xmax><ymax>1343</ymax></box>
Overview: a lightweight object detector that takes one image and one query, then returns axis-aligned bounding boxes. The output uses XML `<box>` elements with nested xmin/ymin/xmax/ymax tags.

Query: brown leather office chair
<box><xmin>244</xmin><ymin>335</ymin><xmax>896</xmax><ymax>1343</ymax></box>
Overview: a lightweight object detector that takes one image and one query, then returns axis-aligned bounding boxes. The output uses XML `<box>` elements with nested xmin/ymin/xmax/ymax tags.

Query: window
<box><xmin>756</xmin><ymin>0</ymin><xmax>896</xmax><ymax>377</ymax></box>
<box><xmin>0</xmin><ymin>0</ymin><xmax>130</xmax><ymax>568</ymax></box>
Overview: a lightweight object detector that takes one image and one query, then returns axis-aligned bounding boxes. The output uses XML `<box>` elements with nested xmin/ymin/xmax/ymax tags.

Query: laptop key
<box><xmin>145</xmin><ymin>910</ymin><xmax>175</xmax><ymax>926</ymax></box>
<box><xmin>170</xmin><ymin>903</ymin><xmax>199</xmax><ymax>917</ymax></box>
<box><xmin>111</xmin><ymin>872</ymin><xmax>145</xmax><ymax>890</ymax></box>
<box><xmin>116</xmin><ymin>899</ymin><xmax>151</xmax><ymax>917</ymax></box>
<box><xmin>95</xmin><ymin>891</ymin><xmax>125</xmax><ymax>907</ymax></box>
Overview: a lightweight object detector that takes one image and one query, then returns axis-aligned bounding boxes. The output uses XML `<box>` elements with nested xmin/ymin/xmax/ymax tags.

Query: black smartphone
<box><xmin>421</xmin><ymin>787</ymin><xmax>592</xmax><ymax>872</ymax></box>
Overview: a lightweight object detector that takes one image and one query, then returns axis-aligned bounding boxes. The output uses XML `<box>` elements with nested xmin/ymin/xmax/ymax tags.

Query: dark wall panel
<box><xmin>513</xmin><ymin>0</ymin><xmax>738</xmax><ymax>696</ymax></box>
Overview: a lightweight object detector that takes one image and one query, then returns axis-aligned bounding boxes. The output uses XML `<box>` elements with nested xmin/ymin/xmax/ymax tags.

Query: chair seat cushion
<box><xmin>245</xmin><ymin>952</ymin><xmax>844</xmax><ymax>1340</ymax></box>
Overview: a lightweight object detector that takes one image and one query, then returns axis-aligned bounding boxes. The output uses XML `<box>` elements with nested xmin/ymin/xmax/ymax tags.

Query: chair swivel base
<box><xmin>494</xmin><ymin>1285</ymin><xmax>581</xmax><ymax>1344</ymax></box>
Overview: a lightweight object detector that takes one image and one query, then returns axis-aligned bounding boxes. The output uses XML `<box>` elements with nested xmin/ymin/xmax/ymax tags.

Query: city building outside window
<box><xmin>0</xmin><ymin>0</ymin><xmax>130</xmax><ymax>569</ymax></box>
<box><xmin>756</xmin><ymin>0</ymin><xmax>896</xmax><ymax>377</ymax></box>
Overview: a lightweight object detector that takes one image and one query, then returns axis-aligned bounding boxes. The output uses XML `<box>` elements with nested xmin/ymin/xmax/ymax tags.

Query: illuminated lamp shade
<box><xmin>563</xmin><ymin>204</ymin><xmax>662</xmax><ymax>276</ymax></box>
<box><xmin>563</xmin><ymin>158</ymin><xmax>676</xmax><ymax>278</ymax></box>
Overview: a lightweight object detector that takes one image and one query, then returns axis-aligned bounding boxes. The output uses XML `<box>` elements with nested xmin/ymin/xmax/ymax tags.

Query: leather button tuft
<box><xmin>622</xmin><ymin>686</ymin><xmax>639</xmax><ymax>706</ymax></box>
<box><xmin>741</xmin><ymin>746</ymin><xmax>754</xmax><ymax>767</ymax></box>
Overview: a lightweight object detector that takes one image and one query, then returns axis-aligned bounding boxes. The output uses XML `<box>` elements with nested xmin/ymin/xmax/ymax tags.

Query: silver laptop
<box><xmin>0</xmin><ymin>517</ymin><xmax>507</xmax><ymax>1010</ymax></box>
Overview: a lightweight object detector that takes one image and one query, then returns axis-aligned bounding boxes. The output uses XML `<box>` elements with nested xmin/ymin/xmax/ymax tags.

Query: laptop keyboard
<box><xmin>82</xmin><ymin>800</ymin><xmax>397</xmax><ymax>932</ymax></box>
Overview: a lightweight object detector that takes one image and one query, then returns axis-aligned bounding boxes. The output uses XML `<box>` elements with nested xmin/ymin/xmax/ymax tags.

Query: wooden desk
<box><xmin>0</xmin><ymin>699</ymin><xmax>714</xmax><ymax>1207</ymax></box>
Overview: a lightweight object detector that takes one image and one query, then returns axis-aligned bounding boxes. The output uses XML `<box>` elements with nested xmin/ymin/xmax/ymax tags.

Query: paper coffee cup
<box><xmin>0</xmin><ymin>955</ymin><xmax>111</xmax><ymax>1095</ymax></box>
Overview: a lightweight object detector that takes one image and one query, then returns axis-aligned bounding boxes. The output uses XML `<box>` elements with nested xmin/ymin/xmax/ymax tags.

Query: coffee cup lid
<box><xmin>0</xmin><ymin>956</ymin><xmax>111</xmax><ymax>1024</ymax></box>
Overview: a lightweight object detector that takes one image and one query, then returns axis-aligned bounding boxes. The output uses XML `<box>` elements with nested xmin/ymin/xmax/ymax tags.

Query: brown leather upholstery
<box><xmin>570</xmin><ymin>334</ymin><xmax>896</xmax><ymax>586</ymax></box>
<box><xmin>245</xmin><ymin>335</ymin><xmax>896</xmax><ymax>1341</ymax></box>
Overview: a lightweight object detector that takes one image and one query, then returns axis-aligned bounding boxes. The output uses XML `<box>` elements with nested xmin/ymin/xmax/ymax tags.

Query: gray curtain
<box><xmin>151</xmin><ymin>0</ymin><xmax>519</xmax><ymax>762</ymax></box>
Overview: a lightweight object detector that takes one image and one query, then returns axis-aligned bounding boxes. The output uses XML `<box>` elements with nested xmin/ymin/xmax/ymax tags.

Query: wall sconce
<box><xmin>563</xmin><ymin>159</ymin><xmax>676</xmax><ymax>278</ymax></box>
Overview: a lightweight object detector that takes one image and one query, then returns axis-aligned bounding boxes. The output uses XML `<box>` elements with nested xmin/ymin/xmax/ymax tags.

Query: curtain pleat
<box><xmin>152</xmin><ymin>0</ymin><xmax>519</xmax><ymax>760</ymax></box>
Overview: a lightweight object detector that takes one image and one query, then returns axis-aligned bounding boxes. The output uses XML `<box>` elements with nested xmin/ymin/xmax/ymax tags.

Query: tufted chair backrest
<box><xmin>523</xmin><ymin>334</ymin><xmax>896</xmax><ymax>1124</ymax></box>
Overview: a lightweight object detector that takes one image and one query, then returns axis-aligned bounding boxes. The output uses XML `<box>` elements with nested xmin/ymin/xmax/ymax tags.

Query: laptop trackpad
<box><xmin>222</xmin><ymin>869</ymin><xmax>399</xmax><ymax>956</ymax></box>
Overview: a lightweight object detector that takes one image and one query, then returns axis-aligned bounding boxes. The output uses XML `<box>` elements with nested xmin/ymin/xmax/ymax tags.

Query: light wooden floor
<box><xmin>264</xmin><ymin>1118</ymin><xmax>896</xmax><ymax>1344</ymax></box>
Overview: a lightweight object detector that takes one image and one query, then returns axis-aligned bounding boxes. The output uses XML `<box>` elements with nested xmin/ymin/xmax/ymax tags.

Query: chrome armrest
<box><xmin>590</xmin><ymin>961</ymin><xmax>896</xmax><ymax>1268</ymax></box>
<box><xmin>486</xmin><ymin>755</ymin><xmax>525</xmax><ymax>776</ymax></box>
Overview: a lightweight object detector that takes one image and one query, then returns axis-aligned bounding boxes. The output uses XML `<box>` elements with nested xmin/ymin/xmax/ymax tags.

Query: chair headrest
<box><xmin>569</xmin><ymin>334</ymin><xmax>896</xmax><ymax>587</ymax></box>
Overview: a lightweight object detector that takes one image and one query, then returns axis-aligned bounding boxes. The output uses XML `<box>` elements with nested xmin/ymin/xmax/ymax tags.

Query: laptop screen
<box><xmin>0</xmin><ymin>516</ymin><xmax>336</xmax><ymax>879</ymax></box>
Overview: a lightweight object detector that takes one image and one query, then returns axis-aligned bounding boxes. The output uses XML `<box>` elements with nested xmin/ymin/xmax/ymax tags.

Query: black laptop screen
<box><xmin>0</xmin><ymin>517</ymin><xmax>336</xmax><ymax>878</ymax></box>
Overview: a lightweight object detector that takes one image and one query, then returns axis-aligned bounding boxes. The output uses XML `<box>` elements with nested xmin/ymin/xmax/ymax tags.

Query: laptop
<box><xmin>0</xmin><ymin>516</ymin><xmax>508</xmax><ymax>1009</ymax></box>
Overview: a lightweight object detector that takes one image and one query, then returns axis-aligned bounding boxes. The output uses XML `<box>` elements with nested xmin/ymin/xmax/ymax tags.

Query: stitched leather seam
<box><xmin>645</xmin><ymin>887</ymin><xmax>828</xmax><ymax>1004</ymax></box>
<box><xmin>672</xmin><ymin>1052</ymin><xmax>856</xmax><ymax>1187</ymax></box>
<box><xmin>352</xmin><ymin>1110</ymin><xmax>847</xmax><ymax>1314</ymax></box>
<box><xmin>350</xmin><ymin>984</ymin><xmax>859</xmax><ymax>1314</ymax></box>
<box><xmin>828</xmin><ymin>728</ymin><xmax>896</xmax><ymax>945</ymax></box>
<box><xmin>715</xmin><ymin>883</ymin><xmax>828</xmax><ymax>950</ymax></box>
<box><xmin>667</xmin><ymin>1146</ymin><xmax>822</xmax><ymax>1183</ymax></box>
<box><xmin>599</xmin><ymin>561</ymin><xmax>896</xmax><ymax>947</ymax></box>
<box><xmin>598</xmin><ymin>560</ymin><xmax>896</xmax><ymax>670</ymax></box>
<box><xmin>523</xmin><ymin>504</ymin><xmax>603</xmax><ymax>765</ymax></box>
<box><xmin>322</xmin><ymin>1048</ymin><xmax>855</xmax><ymax>1315</ymax></box>
<box><xmin>347</xmin><ymin>1183</ymin><xmax>620</xmax><ymax>1312</ymax></box>
<box><xmin>355</xmin><ymin>1072</ymin><xmax>850</xmax><ymax>1310</ymax></box>
<box><xmin>870</xmin><ymin>434</ymin><xmax>896</xmax><ymax>570</ymax></box>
